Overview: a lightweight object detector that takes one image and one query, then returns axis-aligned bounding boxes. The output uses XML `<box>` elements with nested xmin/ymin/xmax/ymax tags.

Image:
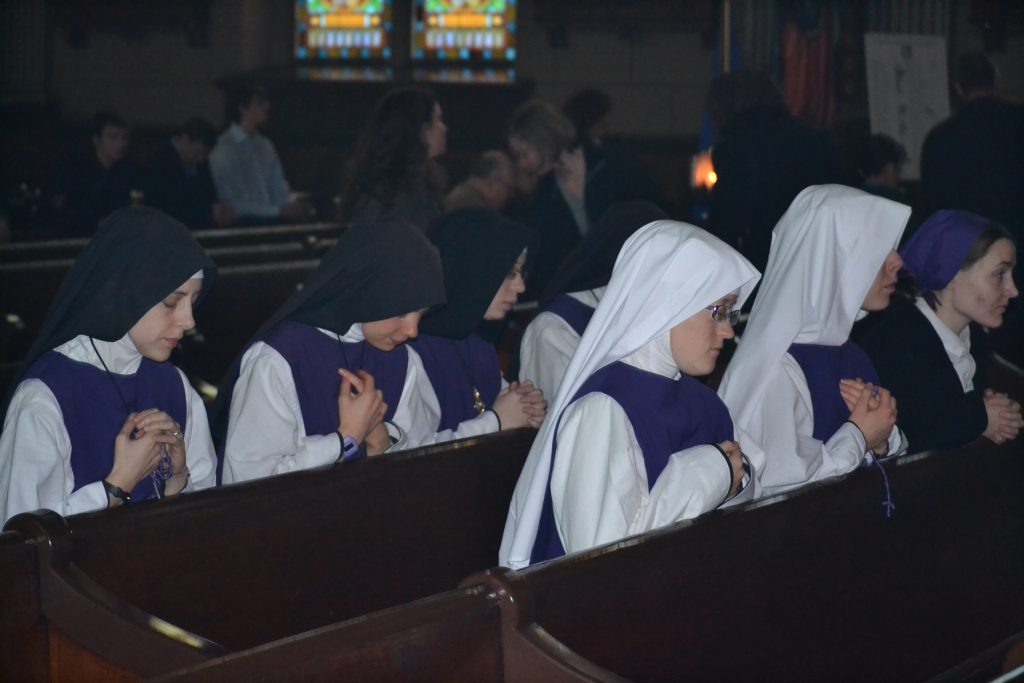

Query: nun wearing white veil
<box><xmin>500</xmin><ymin>220</ymin><xmax>762</xmax><ymax>569</ymax></box>
<box><xmin>718</xmin><ymin>185</ymin><xmax>910</xmax><ymax>498</ymax></box>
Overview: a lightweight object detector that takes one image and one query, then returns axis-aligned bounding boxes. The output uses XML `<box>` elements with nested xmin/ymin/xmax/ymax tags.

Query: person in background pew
<box><xmin>0</xmin><ymin>207</ymin><xmax>218</xmax><ymax>523</ymax></box>
<box><xmin>209</xmin><ymin>83</ymin><xmax>314</xmax><ymax>225</ymax></box>
<box><xmin>855</xmin><ymin>210</ymin><xmax>1021</xmax><ymax>453</ymax></box>
<box><xmin>47</xmin><ymin>111</ymin><xmax>140</xmax><ymax>237</ymax></box>
<box><xmin>500</xmin><ymin>220</ymin><xmax>762</xmax><ymax>569</ymax></box>
<box><xmin>143</xmin><ymin>117</ymin><xmax>236</xmax><ymax>230</ymax></box>
<box><xmin>338</xmin><ymin>86</ymin><xmax>446</xmax><ymax>232</ymax></box>
<box><xmin>443</xmin><ymin>150</ymin><xmax>514</xmax><ymax>214</ymax></box>
<box><xmin>718</xmin><ymin>185</ymin><xmax>910</xmax><ymax>498</ymax></box>
<box><xmin>218</xmin><ymin>218</ymin><xmax>447</xmax><ymax>484</ymax></box>
<box><xmin>507</xmin><ymin>100</ymin><xmax>668</xmax><ymax>300</ymax></box>
<box><xmin>408</xmin><ymin>209</ymin><xmax>545</xmax><ymax>444</ymax></box>
<box><xmin>517</xmin><ymin>200</ymin><xmax>667</xmax><ymax>400</ymax></box>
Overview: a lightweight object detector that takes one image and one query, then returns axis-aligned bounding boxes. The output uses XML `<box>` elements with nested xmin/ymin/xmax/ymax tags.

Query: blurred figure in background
<box><xmin>858</xmin><ymin>134</ymin><xmax>907</xmax><ymax>203</ymax></box>
<box><xmin>144</xmin><ymin>117</ymin><xmax>235</xmax><ymax>230</ymax></box>
<box><xmin>48</xmin><ymin>111</ymin><xmax>139</xmax><ymax>237</ymax></box>
<box><xmin>210</xmin><ymin>83</ymin><xmax>313</xmax><ymax>225</ymax></box>
<box><xmin>443</xmin><ymin>150</ymin><xmax>514</xmax><ymax>214</ymax></box>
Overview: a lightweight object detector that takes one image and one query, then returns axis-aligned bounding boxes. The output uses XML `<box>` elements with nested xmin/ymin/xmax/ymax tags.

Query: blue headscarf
<box><xmin>899</xmin><ymin>210</ymin><xmax>989</xmax><ymax>300</ymax></box>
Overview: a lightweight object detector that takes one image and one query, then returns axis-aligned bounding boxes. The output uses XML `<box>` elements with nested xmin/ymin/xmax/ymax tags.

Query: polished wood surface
<box><xmin>471</xmin><ymin>437</ymin><xmax>1024</xmax><ymax>681</ymax></box>
<box><xmin>4</xmin><ymin>429</ymin><xmax>535</xmax><ymax>678</ymax></box>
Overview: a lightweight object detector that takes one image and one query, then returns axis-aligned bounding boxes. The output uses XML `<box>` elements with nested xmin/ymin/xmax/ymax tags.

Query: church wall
<box><xmin>5</xmin><ymin>0</ymin><xmax>1023</xmax><ymax>136</ymax></box>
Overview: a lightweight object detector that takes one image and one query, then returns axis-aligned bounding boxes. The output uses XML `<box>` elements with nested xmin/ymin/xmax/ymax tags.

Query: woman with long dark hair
<box><xmin>338</xmin><ymin>86</ymin><xmax>446</xmax><ymax>232</ymax></box>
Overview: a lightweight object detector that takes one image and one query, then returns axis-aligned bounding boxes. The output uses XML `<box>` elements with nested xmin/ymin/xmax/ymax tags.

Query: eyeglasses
<box><xmin>706</xmin><ymin>304</ymin><xmax>741</xmax><ymax>325</ymax></box>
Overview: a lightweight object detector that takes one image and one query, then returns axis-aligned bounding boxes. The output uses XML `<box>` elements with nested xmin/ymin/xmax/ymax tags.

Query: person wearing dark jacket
<box><xmin>856</xmin><ymin>210</ymin><xmax>1022</xmax><ymax>454</ymax></box>
<box><xmin>707</xmin><ymin>71</ymin><xmax>844</xmax><ymax>275</ymax></box>
<box><xmin>144</xmin><ymin>118</ymin><xmax>235</xmax><ymax>230</ymax></box>
<box><xmin>507</xmin><ymin>100</ymin><xmax>667</xmax><ymax>299</ymax></box>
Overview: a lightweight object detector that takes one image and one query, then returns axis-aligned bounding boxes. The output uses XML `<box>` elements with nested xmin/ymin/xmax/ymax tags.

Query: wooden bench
<box><xmin>0</xmin><ymin>223</ymin><xmax>342</xmax><ymax>265</ymax></box>
<box><xmin>146</xmin><ymin>432</ymin><xmax>1024</xmax><ymax>682</ymax></box>
<box><xmin>465</xmin><ymin>437</ymin><xmax>1024</xmax><ymax>681</ymax></box>
<box><xmin>1</xmin><ymin>428</ymin><xmax>536</xmax><ymax>680</ymax></box>
<box><xmin>148</xmin><ymin>584</ymin><xmax>612</xmax><ymax>683</ymax></box>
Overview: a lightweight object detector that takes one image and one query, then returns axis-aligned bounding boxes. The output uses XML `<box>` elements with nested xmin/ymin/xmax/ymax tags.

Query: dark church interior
<box><xmin>1</xmin><ymin>1</ymin><xmax>1023</xmax><ymax>680</ymax></box>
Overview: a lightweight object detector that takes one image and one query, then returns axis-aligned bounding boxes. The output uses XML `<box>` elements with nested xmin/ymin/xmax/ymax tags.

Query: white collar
<box><xmin>57</xmin><ymin>333</ymin><xmax>143</xmax><ymax>375</ymax></box>
<box><xmin>319</xmin><ymin>324</ymin><xmax>364</xmax><ymax>343</ymax></box>
<box><xmin>621</xmin><ymin>332</ymin><xmax>679</xmax><ymax>379</ymax></box>
<box><xmin>915</xmin><ymin>297</ymin><xmax>971</xmax><ymax>359</ymax></box>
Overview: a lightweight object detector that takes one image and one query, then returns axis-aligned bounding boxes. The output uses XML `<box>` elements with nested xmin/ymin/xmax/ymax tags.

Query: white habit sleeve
<box><xmin>550</xmin><ymin>393</ymin><xmax>732</xmax><ymax>556</ymax></box>
<box><xmin>222</xmin><ymin>342</ymin><xmax>342</xmax><ymax>483</ymax></box>
<box><xmin>518</xmin><ymin>311</ymin><xmax>581</xmax><ymax>402</ymax></box>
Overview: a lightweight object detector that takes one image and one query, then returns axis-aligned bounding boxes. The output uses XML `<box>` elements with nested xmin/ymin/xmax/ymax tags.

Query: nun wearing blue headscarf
<box><xmin>856</xmin><ymin>210</ymin><xmax>1022</xmax><ymax>453</ymax></box>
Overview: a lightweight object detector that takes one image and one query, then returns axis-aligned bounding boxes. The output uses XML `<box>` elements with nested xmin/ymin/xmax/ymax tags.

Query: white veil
<box><xmin>718</xmin><ymin>184</ymin><xmax>911</xmax><ymax>433</ymax></box>
<box><xmin>500</xmin><ymin>220</ymin><xmax>760</xmax><ymax>569</ymax></box>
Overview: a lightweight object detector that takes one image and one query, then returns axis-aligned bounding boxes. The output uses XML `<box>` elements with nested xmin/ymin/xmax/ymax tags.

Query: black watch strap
<box><xmin>103</xmin><ymin>480</ymin><xmax>132</xmax><ymax>505</ymax></box>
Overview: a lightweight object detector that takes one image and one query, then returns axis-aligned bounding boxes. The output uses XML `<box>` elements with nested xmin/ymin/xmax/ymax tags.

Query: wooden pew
<box><xmin>463</xmin><ymin>437</ymin><xmax>1024</xmax><ymax>682</ymax></box>
<box><xmin>146</xmin><ymin>430</ymin><xmax>1024</xmax><ymax>682</ymax></box>
<box><xmin>0</xmin><ymin>222</ymin><xmax>341</xmax><ymax>265</ymax></box>
<box><xmin>147</xmin><ymin>585</ymin><xmax>610</xmax><ymax>683</ymax></box>
<box><xmin>2</xmin><ymin>428</ymin><xmax>536</xmax><ymax>680</ymax></box>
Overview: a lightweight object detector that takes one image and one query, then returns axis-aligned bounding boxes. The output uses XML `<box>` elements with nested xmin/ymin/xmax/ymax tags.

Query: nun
<box><xmin>718</xmin><ymin>185</ymin><xmax>910</xmax><ymax>498</ymax></box>
<box><xmin>500</xmin><ymin>220</ymin><xmax>762</xmax><ymax>569</ymax></box>
<box><xmin>219</xmin><ymin>218</ymin><xmax>446</xmax><ymax>484</ymax></box>
<box><xmin>856</xmin><ymin>210</ymin><xmax>1021</xmax><ymax>452</ymax></box>
<box><xmin>518</xmin><ymin>200</ymin><xmax>668</xmax><ymax>400</ymax></box>
<box><xmin>0</xmin><ymin>207</ymin><xmax>217</xmax><ymax>523</ymax></box>
<box><xmin>405</xmin><ymin>208</ymin><xmax>545</xmax><ymax>442</ymax></box>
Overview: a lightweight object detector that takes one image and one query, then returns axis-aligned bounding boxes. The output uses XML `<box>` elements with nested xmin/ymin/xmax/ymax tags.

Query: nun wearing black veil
<box><xmin>219</xmin><ymin>218</ymin><xmax>447</xmax><ymax>484</ymax></box>
<box><xmin>406</xmin><ymin>209</ymin><xmax>546</xmax><ymax>441</ymax></box>
<box><xmin>0</xmin><ymin>207</ymin><xmax>218</xmax><ymax>523</ymax></box>
<box><xmin>518</xmin><ymin>201</ymin><xmax>668</xmax><ymax>400</ymax></box>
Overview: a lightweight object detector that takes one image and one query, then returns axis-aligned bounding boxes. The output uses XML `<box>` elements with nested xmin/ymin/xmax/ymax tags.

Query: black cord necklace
<box><xmin>89</xmin><ymin>337</ymin><xmax>172</xmax><ymax>494</ymax></box>
<box><xmin>90</xmin><ymin>337</ymin><xmax>136</xmax><ymax>413</ymax></box>
<box><xmin>336</xmin><ymin>332</ymin><xmax>367</xmax><ymax>374</ymax></box>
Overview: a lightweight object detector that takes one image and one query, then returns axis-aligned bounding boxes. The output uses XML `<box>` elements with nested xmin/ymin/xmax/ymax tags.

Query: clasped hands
<box><xmin>982</xmin><ymin>388</ymin><xmax>1023</xmax><ymax>445</ymax></box>
<box><xmin>839</xmin><ymin>378</ymin><xmax>898</xmax><ymax>455</ymax></box>
<box><xmin>337</xmin><ymin>368</ymin><xmax>389</xmax><ymax>456</ymax></box>
<box><xmin>109</xmin><ymin>408</ymin><xmax>188</xmax><ymax>501</ymax></box>
<box><xmin>493</xmin><ymin>380</ymin><xmax>548</xmax><ymax>430</ymax></box>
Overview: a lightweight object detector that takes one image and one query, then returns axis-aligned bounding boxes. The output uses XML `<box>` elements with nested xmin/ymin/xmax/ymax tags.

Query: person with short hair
<box><xmin>209</xmin><ymin>84</ymin><xmax>313</xmax><ymax>224</ymax></box>
<box><xmin>507</xmin><ymin>99</ymin><xmax>666</xmax><ymax>299</ymax></box>
<box><xmin>144</xmin><ymin>117</ymin><xmax>235</xmax><ymax>229</ymax></box>
<box><xmin>920</xmin><ymin>51</ymin><xmax>1024</xmax><ymax>237</ymax></box>
<box><xmin>443</xmin><ymin>150</ymin><xmax>514</xmax><ymax>213</ymax></box>
<box><xmin>48</xmin><ymin>111</ymin><xmax>139</xmax><ymax>236</ymax></box>
<box><xmin>859</xmin><ymin>134</ymin><xmax>907</xmax><ymax>202</ymax></box>
<box><xmin>0</xmin><ymin>207</ymin><xmax>218</xmax><ymax>523</ymax></box>
<box><xmin>855</xmin><ymin>210</ymin><xmax>1022</xmax><ymax>453</ymax></box>
<box><xmin>706</xmin><ymin>71</ymin><xmax>844</xmax><ymax>275</ymax></box>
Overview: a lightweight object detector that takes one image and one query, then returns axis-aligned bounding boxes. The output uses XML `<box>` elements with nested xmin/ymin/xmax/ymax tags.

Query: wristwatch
<box><xmin>103</xmin><ymin>479</ymin><xmax>132</xmax><ymax>505</ymax></box>
<box><xmin>337</xmin><ymin>433</ymin><xmax>367</xmax><ymax>463</ymax></box>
